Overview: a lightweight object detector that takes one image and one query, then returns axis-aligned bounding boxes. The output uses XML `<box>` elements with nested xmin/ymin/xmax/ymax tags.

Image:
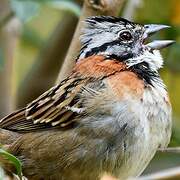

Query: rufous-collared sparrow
<box><xmin>0</xmin><ymin>16</ymin><xmax>174</xmax><ymax>180</ymax></box>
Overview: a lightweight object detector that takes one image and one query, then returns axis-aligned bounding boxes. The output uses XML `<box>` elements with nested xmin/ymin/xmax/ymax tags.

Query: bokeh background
<box><xmin>0</xmin><ymin>0</ymin><xmax>179</xmax><ymax>178</ymax></box>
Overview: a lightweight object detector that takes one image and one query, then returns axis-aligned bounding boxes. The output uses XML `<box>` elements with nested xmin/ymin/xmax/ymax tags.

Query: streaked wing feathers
<box><xmin>0</xmin><ymin>77</ymin><xmax>88</xmax><ymax>131</ymax></box>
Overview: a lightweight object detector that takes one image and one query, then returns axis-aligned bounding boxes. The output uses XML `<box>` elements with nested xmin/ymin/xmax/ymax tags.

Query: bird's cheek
<box><xmin>132</xmin><ymin>43</ymin><xmax>143</xmax><ymax>55</ymax></box>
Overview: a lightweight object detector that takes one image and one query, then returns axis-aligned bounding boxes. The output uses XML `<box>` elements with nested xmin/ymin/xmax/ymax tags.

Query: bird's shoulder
<box><xmin>75</xmin><ymin>55</ymin><xmax>145</xmax><ymax>98</ymax></box>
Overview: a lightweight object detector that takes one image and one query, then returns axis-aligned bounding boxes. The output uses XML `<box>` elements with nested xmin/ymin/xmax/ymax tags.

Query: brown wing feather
<box><xmin>0</xmin><ymin>76</ymin><xmax>89</xmax><ymax>132</ymax></box>
<box><xmin>0</xmin><ymin>108</ymin><xmax>26</xmax><ymax>129</ymax></box>
<box><xmin>0</xmin><ymin>108</ymin><xmax>55</xmax><ymax>131</ymax></box>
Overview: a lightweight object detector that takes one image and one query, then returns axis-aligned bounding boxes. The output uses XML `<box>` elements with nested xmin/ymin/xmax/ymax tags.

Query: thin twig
<box><xmin>0</xmin><ymin>0</ymin><xmax>22</xmax><ymax>118</ymax></box>
<box><xmin>134</xmin><ymin>166</ymin><xmax>180</xmax><ymax>180</ymax></box>
<box><xmin>0</xmin><ymin>11</ymin><xmax>14</xmax><ymax>29</ymax></box>
<box><xmin>158</xmin><ymin>147</ymin><xmax>180</xmax><ymax>153</ymax></box>
<box><xmin>122</xmin><ymin>0</ymin><xmax>143</xmax><ymax>21</ymax></box>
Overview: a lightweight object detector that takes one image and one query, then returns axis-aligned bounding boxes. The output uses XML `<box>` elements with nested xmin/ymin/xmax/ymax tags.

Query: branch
<box><xmin>0</xmin><ymin>0</ymin><xmax>21</xmax><ymax>118</ymax></box>
<box><xmin>57</xmin><ymin>0</ymin><xmax>125</xmax><ymax>82</ymax></box>
<box><xmin>16</xmin><ymin>12</ymin><xmax>78</xmax><ymax>107</ymax></box>
<box><xmin>0</xmin><ymin>11</ymin><xmax>14</xmax><ymax>29</ymax></box>
<box><xmin>158</xmin><ymin>147</ymin><xmax>180</xmax><ymax>153</ymax></box>
<box><xmin>135</xmin><ymin>166</ymin><xmax>180</xmax><ymax>180</ymax></box>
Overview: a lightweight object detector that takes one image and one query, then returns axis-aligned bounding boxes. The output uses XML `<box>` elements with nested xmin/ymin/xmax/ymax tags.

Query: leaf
<box><xmin>0</xmin><ymin>149</ymin><xmax>22</xmax><ymax>180</ymax></box>
<box><xmin>10</xmin><ymin>0</ymin><xmax>40</xmax><ymax>22</ymax></box>
<box><xmin>10</xmin><ymin>0</ymin><xmax>81</xmax><ymax>21</ymax></box>
<box><xmin>47</xmin><ymin>0</ymin><xmax>81</xmax><ymax>17</ymax></box>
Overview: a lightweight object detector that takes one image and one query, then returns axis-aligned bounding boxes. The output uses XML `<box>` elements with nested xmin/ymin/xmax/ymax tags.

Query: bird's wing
<box><xmin>0</xmin><ymin>55</ymin><xmax>127</xmax><ymax>132</ymax></box>
<box><xmin>0</xmin><ymin>76</ymin><xmax>90</xmax><ymax>132</ymax></box>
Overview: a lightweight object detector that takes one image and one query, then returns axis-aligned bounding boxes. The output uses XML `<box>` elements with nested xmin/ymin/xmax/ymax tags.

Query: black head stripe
<box><xmin>84</xmin><ymin>40</ymin><xmax>120</xmax><ymax>58</ymax></box>
<box><xmin>86</xmin><ymin>16</ymin><xmax>134</xmax><ymax>26</ymax></box>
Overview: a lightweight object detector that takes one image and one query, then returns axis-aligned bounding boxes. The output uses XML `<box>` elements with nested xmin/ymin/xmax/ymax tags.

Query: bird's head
<box><xmin>79</xmin><ymin>16</ymin><xmax>174</xmax><ymax>71</ymax></box>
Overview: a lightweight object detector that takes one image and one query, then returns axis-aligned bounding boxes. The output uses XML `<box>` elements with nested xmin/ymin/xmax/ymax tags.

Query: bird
<box><xmin>0</xmin><ymin>16</ymin><xmax>174</xmax><ymax>180</ymax></box>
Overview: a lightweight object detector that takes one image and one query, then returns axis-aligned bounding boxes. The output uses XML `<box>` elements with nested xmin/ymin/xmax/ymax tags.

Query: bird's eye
<box><xmin>119</xmin><ymin>31</ymin><xmax>132</xmax><ymax>41</ymax></box>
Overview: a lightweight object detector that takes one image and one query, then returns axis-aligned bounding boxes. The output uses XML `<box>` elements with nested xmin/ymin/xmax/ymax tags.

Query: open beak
<box><xmin>143</xmin><ymin>24</ymin><xmax>175</xmax><ymax>50</ymax></box>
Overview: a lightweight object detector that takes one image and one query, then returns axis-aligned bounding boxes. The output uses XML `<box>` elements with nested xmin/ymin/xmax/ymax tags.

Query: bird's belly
<box><xmin>115</xmin><ymin>122</ymin><xmax>159</xmax><ymax>179</ymax></box>
<box><xmin>106</xmin><ymin>89</ymin><xmax>172</xmax><ymax>179</ymax></box>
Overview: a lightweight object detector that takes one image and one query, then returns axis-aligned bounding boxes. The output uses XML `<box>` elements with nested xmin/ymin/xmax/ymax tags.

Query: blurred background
<box><xmin>0</xmin><ymin>0</ymin><xmax>179</xmax><ymax>177</ymax></box>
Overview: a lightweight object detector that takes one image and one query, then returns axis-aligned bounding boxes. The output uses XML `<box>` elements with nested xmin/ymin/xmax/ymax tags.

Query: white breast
<box><xmin>113</xmin><ymin>82</ymin><xmax>172</xmax><ymax>179</ymax></box>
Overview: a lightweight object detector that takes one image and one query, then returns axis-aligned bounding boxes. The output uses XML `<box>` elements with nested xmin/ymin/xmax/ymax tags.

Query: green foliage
<box><xmin>170</xmin><ymin>120</ymin><xmax>180</xmax><ymax>146</ymax></box>
<box><xmin>0</xmin><ymin>149</ymin><xmax>22</xmax><ymax>179</ymax></box>
<box><xmin>135</xmin><ymin>0</ymin><xmax>172</xmax><ymax>23</ymax></box>
<box><xmin>47</xmin><ymin>1</ymin><xmax>81</xmax><ymax>17</ymax></box>
<box><xmin>10</xmin><ymin>0</ymin><xmax>81</xmax><ymax>23</ymax></box>
<box><xmin>10</xmin><ymin>0</ymin><xmax>41</xmax><ymax>22</ymax></box>
<box><xmin>166</xmin><ymin>43</ymin><xmax>180</xmax><ymax>72</ymax></box>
